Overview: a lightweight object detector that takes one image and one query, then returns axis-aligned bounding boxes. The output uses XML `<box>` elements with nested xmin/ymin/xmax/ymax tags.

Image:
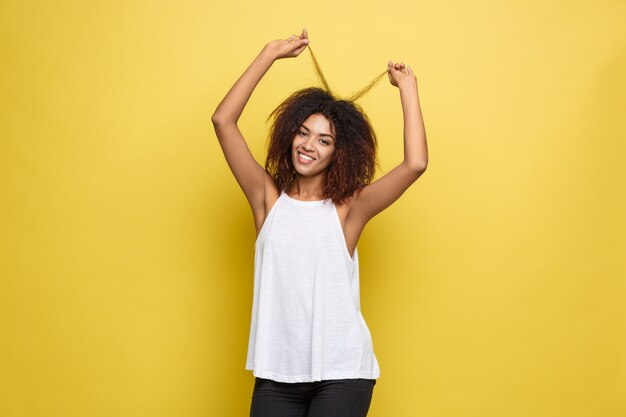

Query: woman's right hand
<box><xmin>264</xmin><ymin>28</ymin><xmax>309</xmax><ymax>60</ymax></box>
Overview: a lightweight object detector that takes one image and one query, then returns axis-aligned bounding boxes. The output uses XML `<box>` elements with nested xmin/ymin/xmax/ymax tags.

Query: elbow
<box><xmin>212</xmin><ymin>113</ymin><xmax>238</xmax><ymax>126</ymax></box>
<box><xmin>211</xmin><ymin>113</ymin><xmax>224</xmax><ymax>125</ymax></box>
<box><xmin>405</xmin><ymin>159</ymin><xmax>428</xmax><ymax>174</ymax></box>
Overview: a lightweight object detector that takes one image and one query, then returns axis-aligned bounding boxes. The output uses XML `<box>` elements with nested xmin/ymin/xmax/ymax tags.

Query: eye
<box><xmin>298</xmin><ymin>130</ymin><xmax>307</xmax><ymax>137</ymax></box>
<box><xmin>320</xmin><ymin>139</ymin><xmax>329</xmax><ymax>145</ymax></box>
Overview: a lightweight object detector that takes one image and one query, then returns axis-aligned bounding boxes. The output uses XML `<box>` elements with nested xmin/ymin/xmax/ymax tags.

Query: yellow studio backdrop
<box><xmin>1</xmin><ymin>0</ymin><xmax>624</xmax><ymax>416</ymax></box>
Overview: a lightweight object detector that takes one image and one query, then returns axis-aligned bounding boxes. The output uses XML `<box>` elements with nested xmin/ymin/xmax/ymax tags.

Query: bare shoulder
<box><xmin>338</xmin><ymin>187</ymin><xmax>364</xmax><ymax>223</ymax></box>
<box><xmin>335</xmin><ymin>189</ymin><xmax>358</xmax><ymax>223</ymax></box>
<box><xmin>264</xmin><ymin>175</ymin><xmax>280</xmax><ymax>214</ymax></box>
<box><xmin>254</xmin><ymin>176</ymin><xmax>280</xmax><ymax>239</ymax></box>
<box><xmin>336</xmin><ymin>188</ymin><xmax>368</xmax><ymax>258</ymax></box>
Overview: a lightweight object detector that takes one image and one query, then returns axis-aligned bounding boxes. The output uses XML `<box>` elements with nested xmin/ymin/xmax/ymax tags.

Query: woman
<box><xmin>211</xmin><ymin>28</ymin><xmax>428</xmax><ymax>417</ymax></box>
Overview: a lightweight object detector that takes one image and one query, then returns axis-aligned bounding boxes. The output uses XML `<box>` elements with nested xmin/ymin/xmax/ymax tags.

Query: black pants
<box><xmin>250</xmin><ymin>377</ymin><xmax>376</xmax><ymax>417</ymax></box>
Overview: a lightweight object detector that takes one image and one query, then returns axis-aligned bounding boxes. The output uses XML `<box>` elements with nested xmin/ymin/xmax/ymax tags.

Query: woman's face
<box><xmin>291</xmin><ymin>113</ymin><xmax>336</xmax><ymax>177</ymax></box>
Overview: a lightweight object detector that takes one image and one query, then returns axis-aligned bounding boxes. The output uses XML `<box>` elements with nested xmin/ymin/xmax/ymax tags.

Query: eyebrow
<box><xmin>301</xmin><ymin>124</ymin><xmax>335</xmax><ymax>140</ymax></box>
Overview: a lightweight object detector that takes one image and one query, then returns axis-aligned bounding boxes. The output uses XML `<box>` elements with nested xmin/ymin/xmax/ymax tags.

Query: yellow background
<box><xmin>1</xmin><ymin>0</ymin><xmax>625</xmax><ymax>416</ymax></box>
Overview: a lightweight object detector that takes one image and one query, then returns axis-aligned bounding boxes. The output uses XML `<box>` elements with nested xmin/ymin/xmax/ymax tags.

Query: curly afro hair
<box><xmin>264</xmin><ymin>44</ymin><xmax>387</xmax><ymax>206</ymax></box>
<box><xmin>265</xmin><ymin>87</ymin><xmax>377</xmax><ymax>204</ymax></box>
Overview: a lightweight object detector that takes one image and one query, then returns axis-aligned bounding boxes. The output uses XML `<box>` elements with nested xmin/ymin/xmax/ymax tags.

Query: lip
<box><xmin>296</xmin><ymin>151</ymin><xmax>316</xmax><ymax>164</ymax></box>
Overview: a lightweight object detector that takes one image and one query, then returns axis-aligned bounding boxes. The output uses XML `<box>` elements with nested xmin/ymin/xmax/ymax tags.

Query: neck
<box><xmin>289</xmin><ymin>174</ymin><xmax>326</xmax><ymax>199</ymax></box>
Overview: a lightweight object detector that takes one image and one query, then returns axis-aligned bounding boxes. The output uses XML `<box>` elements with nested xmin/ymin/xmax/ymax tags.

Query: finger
<box><xmin>407</xmin><ymin>65</ymin><xmax>413</xmax><ymax>74</ymax></box>
<box><xmin>293</xmin><ymin>40</ymin><xmax>308</xmax><ymax>53</ymax></box>
<box><xmin>294</xmin><ymin>46</ymin><xmax>307</xmax><ymax>55</ymax></box>
<box><xmin>287</xmin><ymin>34</ymin><xmax>297</xmax><ymax>41</ymax></box>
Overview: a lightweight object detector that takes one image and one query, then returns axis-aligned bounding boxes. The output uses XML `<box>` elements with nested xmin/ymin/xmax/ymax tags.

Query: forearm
<box><xmin>399</xmin><ymin>81</ymin><xmax>428</xmax><ymax>170</ymax></box>
<box><xmin>211</xmin><ymin>46</ymin><xmax>276</xmax><ymax>124</ymax></box>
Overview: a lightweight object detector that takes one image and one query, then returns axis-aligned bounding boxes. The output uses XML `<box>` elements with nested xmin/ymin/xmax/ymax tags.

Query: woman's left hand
<box><xmin>387</xmin><ymin>61</ymin><xmax>417</xmax><ymax>89</ymax></box>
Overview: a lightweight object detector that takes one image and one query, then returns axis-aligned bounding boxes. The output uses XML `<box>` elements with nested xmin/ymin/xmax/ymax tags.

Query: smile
<box><xmin>297</xmin><ymin>152</ymin><xmax>315</xmax><ymax>163</ymax></box>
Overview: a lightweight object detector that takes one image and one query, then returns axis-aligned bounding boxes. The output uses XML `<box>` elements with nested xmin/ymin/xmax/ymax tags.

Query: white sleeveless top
<box><xmin>245</xmin><ymin>190</ymin><xmax>380</xmax><ymax>383</ymax></box>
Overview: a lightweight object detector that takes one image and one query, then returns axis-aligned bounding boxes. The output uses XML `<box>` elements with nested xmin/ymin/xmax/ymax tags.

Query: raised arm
<box><xmin>350</xmin><ymin>61</ymin><xmax>429</xmax><ymax>225</ymax></box>
<box><xmin>211</xmin><ymin>30</ymin><xmax>309</xmax><ymax>227</ymax></box>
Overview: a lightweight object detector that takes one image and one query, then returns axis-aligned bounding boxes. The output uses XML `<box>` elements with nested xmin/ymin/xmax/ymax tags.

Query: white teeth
<box><xmin>299</xmin><ymin>152</ymin><xmax>314</xmax><ymax>161</ymax></box>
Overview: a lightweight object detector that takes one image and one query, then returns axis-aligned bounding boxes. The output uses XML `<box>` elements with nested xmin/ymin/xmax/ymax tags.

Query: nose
<box><xmin>302</xmin><ymin>136</ymin><xmax>316</xmax><ymax>151</ymax></box>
